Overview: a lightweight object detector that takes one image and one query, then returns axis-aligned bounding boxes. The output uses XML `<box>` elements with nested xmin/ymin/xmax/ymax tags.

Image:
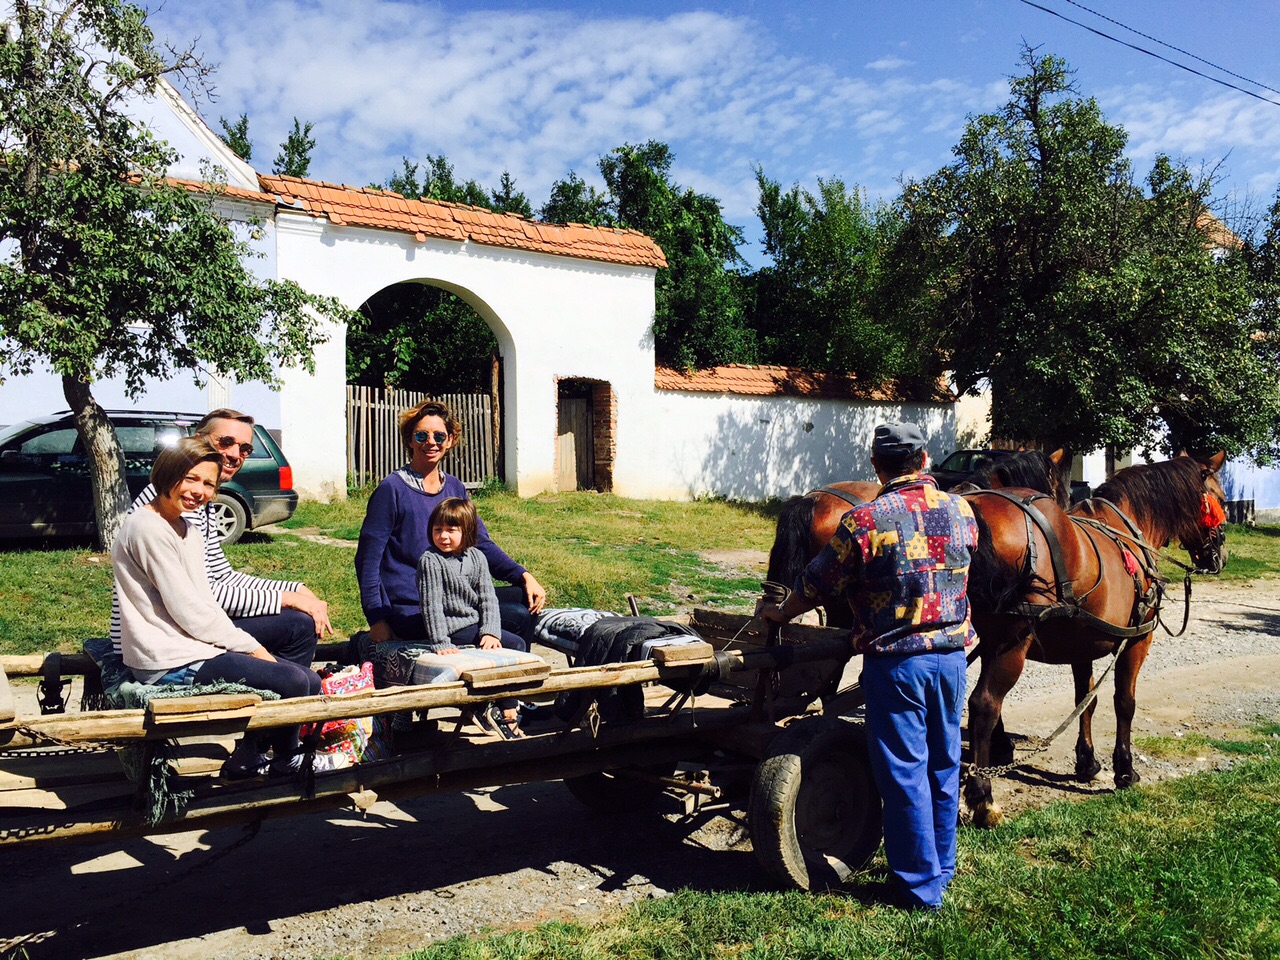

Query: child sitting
<box><xmin>418</xmin><ymin>497</ymin><xmax>528</xmax><ymax>739</ymax></box>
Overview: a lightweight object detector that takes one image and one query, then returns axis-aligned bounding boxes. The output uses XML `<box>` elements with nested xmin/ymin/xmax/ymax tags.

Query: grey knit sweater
<box><xmin>416</xmin><ymin>547</ymin><xmax>502</xmax><ymax>647</ymax></box>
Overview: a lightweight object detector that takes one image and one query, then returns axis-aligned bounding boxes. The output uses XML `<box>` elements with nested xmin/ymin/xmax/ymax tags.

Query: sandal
<box><xmin>478</xmin><ymin>703</ymin><xmax>526</xmax><ymax>740</ymax></box>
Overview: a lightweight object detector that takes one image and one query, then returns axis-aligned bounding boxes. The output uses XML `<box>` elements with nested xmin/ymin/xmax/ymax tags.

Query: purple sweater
<box><xmin>355</xmin><ymin>471</ymin><xmax>526</xmax><ymax>628</ymax></box>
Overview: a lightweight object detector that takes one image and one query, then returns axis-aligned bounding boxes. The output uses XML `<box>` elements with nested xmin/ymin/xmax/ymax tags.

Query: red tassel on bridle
<box><xmin>1200</xmin><ymin>494</ymin><xmax>1226</xmax><ymax>529</ymax></box>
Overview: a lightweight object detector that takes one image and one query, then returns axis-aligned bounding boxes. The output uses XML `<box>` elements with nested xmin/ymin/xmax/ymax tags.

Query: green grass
<box><xmin>0</xmin><ymin>490</ymin><xmax>779</xmax><ymax>656</ymax></box>
<box><xmin>370</xmin><ymin>725</ymin><xmax>1279</xmax><ymax>960</ymax></box>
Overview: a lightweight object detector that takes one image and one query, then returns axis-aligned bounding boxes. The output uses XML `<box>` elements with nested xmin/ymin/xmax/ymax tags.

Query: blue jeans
<box><xmin>192</xmin><ymin>652</ymin><xmax>322</xmax><ymax>757</ymax></box>
<box><xmin>232</xmin><ymin>610</ymin><xmax>319</xmax><ymax>669</ymax></box>
<box><xmin>861</xmin><ymin>649</ymin><xmax>967</xmax><ymax>908</ymax></box>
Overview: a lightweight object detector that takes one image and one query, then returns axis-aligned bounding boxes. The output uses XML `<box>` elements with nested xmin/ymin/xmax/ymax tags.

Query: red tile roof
<box><xmin>257</xmin><ymin>173</ymin><xmax>667</xmax><ymax>269</ymax></box>
<box><xmin>163</xmin><ymin>176</ymin><xmax>277</xmax><ymax>205</ymax></box>
<box><xmin>655</xmin><ymin>364</ymin><xmax>955</xmax><ymax>403</ymax></box>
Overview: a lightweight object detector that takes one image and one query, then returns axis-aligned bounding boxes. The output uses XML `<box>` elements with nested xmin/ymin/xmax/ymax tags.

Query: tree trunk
<box><xmin>61</xmin><ymin>376</ymin><xmax>129</xmax><ymax>552</ymax></box>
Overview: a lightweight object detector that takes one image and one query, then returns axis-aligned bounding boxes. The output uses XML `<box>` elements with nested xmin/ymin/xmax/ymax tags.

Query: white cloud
<box><xmin>865</xmin><ymin>56</ymin><xmax>912</xmax><ymax>71</ymax></box>
<box><xmin>147</xmin><ymin>0</ymin><xmax>999</xmax><ymax>228</ymax></box>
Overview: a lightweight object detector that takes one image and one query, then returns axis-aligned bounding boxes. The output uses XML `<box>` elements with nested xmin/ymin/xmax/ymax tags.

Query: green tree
<box><xmin>892</xmin><ymin>47</ymin><xmax>1277</xmax><ymax>455</ymax></box>
<box><xmin>386</xmin><ymin>155</ymin><xmax>488</xmax><ymax>207</ymax></box>
<box><xmin>218</xmin><ymin>112</ymin><xmax>252</xmax><ymax>160</ymax></box>
<box><xmin>489</xmin><ymin>170</ymin><xmax>532</xmax><ymax>218</ymax></box>
<box><xmin>273</xmin><ymin>117</ymin><xmax>315</xmax><ymax>178</ymax></box>
<box><xmin>600</xmin><ymin>141</ymin><xmax>753</xmax><ymax>369</ymax></box>
<box><xmin>539</xmin><ymin>170</ymin><xmax>611</xmax><ymax>225</ymax></box>
<box><xmin>752</xmin><ymin>169</ymin><xmax>913</xmax><ymax>378</ymax></box>
<box><xmin>0</xmin><ymin>0</ymin><xmax>350</xmax><ymax>548</ymax></box>
<box><xmin>347</xmin><ymin>283</ymin><xmax>497</xmax><ymax>393</ymax></box>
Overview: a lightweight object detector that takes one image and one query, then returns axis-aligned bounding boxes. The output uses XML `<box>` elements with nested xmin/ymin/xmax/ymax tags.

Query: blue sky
<box><xmin>147</xmin><ymin>0</ymin><xmax>1280</xmax><ymax>263</ymax></box>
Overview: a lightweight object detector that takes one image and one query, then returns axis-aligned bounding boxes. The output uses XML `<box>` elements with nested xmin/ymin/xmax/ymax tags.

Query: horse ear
<box><xmin>1206</xmin><ymin>450</ymin><xmax>1226</xmax><ymax>472</ymax></box>
<box><xmin>1049</xmin><ymin>448</ymin><xmax>1065</xmax><ymax>465</ymax></box>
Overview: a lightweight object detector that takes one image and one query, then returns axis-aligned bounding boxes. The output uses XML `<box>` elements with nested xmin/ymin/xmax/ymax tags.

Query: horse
<box><xmin>765</xmin><ymin>448</ymin><xmax>1069</xmax><ymax>627</ymax></box>
<box><xmin>962</xmin><ymin>452</ymin><xmax>1228</xmax><ymax>827</ymax></box>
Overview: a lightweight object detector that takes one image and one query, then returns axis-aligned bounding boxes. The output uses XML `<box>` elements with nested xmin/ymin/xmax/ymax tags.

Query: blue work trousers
<box><xmin>861</xmin><ymin>648</ymin><xmax>967</xmax><ymax>909</ymax></box>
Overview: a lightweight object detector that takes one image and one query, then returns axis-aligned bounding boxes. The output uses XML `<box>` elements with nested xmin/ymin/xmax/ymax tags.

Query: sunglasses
<box><xmin>212</xmin><ymin>435</ymin><xmax>254</xmax><ymax>458</ymax></box>
<box><xmin>414</xmin><ymin>430</ymin><xmax>449</xmax><ymax>445</ymax></box>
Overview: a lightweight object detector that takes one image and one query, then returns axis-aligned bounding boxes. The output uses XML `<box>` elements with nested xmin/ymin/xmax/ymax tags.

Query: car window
<box><xmin>248</xmin><ymin>428</ymin><xmax>274</xmax><ymax>460</ymax></box>
<box><xmin>18</xmin><ymin>428</ymin><xmax>79</xmax><ymax>456</ymax></box>
<box><xmin>937</xmin><ymin>452</ymin><xmax>970</xmax><ymax>472</ymax></box>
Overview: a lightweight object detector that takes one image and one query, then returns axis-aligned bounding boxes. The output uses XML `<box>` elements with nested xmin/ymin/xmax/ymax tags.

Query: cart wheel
<box><xmin>749</xmin><ymin>716</ymin><xmax>881</xmax><ymax>891</ymax></box>
<box><xmin>564</xmin><ymin>765</ymin><xmax>671</xmax><ymax>814</ymax></box>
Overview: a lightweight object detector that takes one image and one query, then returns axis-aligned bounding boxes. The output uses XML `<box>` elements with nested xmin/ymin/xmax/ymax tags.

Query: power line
<box><xmin>1059</xmin><ymin>0</ymin><xmax>1280</xmax><ymax>98</ymax></box>
<box><xmin>1017</xmin><ymin>0</ymin><xmax>1280</xmax><ymax>109</ymax></box>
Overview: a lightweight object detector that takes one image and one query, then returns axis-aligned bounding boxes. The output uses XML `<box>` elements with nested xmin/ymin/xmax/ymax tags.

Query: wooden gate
<box><xmin>346</xmin><ymin>385</ymin><xmax>495</xmax><ymax>489</ymax></box>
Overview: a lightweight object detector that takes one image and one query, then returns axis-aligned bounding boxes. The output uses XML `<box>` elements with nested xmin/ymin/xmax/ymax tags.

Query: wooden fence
<box><xmin>346</xmin><ymin>385</ymin><xmax>496</xmax><ymax>489</ymax></box>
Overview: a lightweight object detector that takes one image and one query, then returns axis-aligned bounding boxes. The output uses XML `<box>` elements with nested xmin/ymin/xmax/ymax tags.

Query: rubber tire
<box><xmin>209</xmin><ymin>494</ymin><xmax>248</xmax><ymax>545</ymax></box>
<box><xmin>564</xmin><ymin>766</ymin><xmax>672</xmax><ymax>814</ymax></box>
<box><xmin>749</xmin><ymin>716</ymin><xmax>882</xmax><ymax>891</ymax></box>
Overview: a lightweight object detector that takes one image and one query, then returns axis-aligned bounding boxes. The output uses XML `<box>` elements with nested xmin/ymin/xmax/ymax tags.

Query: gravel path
<box><xmin>1</xmin><ymin>575</ymin><xmax>1277</xmax><ymax>960</ymax></box>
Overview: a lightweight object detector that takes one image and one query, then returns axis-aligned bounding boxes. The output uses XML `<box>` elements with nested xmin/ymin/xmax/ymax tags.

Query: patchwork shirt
<box><xmin>797</xmin><ymin>473</ymin><xmax>979</xmax><ymax>656</ymax></box>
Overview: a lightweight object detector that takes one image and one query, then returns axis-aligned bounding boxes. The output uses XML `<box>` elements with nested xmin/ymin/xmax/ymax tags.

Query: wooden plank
<box><xmin>148</xmin><ymin>694</ymin><xmax>261</xmax><ymax>725</ymax></box>
<box><xmin>1</xmin><ymin>638</ymin><xmax>852</xmax><ymax>747</ymax></box>
<box><xmin>461</xmin><ymin>662</ymin><xmax>551</xmax><ymax>690</ymax></box>
<box><xmin>651</xmin><ymin>642</ymin><xmax>715</xmax><ymax>665</ymax></box>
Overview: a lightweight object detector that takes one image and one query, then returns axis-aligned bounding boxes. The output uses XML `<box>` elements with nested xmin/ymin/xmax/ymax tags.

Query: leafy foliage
<box><xmin>386</xmin><ymin>155</ymin><xmax>488</xmax><ymax>207</ymax></box>
<box><xmin>539</xmin><ymin>170</ymin><xmax>611</xmax><ymax>225</ymax></box>
<box><xmin>601</xmin><ymin>140</ymin><xmax>754</xmax><ymax>369</ymax></box>
<box><xmin>892</xmin><ymin>47</ymin><xmax>1278</xmax><ymax>457</ymax></box>
<box><xmin>0</xmin><ymin>0</ymin><xmax>350</xmax><ymax>546</ymax></box>
<box><xmin>218</xmin><ymin>112</ymin><xmax>252</xmax><ymax>160</ymax></box>
<box><xmin>347</xmin><ymin>282</ymin><xmax>497</xmax><ymax>393</ymax></box>
<box><xmin>488</xmin><ymin>171</ymin><xmax>532</xmax><ymax>218</ymax></box>
<box><xmin>751</xmin><ymin>169</ymin><xmax>918</xmax><ymax>381</ymax></box>
<box><xmin>272</xmin><ymin>117</ymin><xmax>315</xmax><ymax>178</ymax></box>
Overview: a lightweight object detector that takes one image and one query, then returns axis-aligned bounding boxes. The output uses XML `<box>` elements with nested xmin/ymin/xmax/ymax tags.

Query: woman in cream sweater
<box><xmin>112</xmin><ymin>436</ymin><xmax>345</xmax><ymax>778</ymax></box>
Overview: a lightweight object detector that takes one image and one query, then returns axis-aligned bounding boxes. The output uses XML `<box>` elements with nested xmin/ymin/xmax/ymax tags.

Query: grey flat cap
<box><xmin>872</xmin><ymin>421</ymin><xmax>925</xmax><ymax>457</ymax></box>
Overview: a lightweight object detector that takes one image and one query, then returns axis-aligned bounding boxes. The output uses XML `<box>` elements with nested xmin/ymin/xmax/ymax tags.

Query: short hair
<box><xmin>428</xmin><ymin>497</ymin><xmax>478</xmax><ymax>551</ymax></box>
<box><xmin>872</xmin><ymin>448</ymin><xmax>927</xmax><ymax>478</ymax></box>
<box><xmin>193</xmin><ymin>408</ymin><xmax>254</xmax><ymax>435</ymax></box>
<box><xmin>151</xmin><ymin>436</ymin><xmax>223</xmax><ymax>496</ymax></box>
<box><xmin>398</xmin><ymin>400</ymin><xmax>462</xmax><ymax>455</ymax></box>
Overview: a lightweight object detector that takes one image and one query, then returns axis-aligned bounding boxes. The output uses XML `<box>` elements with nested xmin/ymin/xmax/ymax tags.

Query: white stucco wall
<box><xmin>619</xmin><ymin>392</ymin><xmax>956</xmax><ymax>500</ymax></box>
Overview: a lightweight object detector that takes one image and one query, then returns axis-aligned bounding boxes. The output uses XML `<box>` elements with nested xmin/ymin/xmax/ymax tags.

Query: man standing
<box><xmin>109</xmin><ymin>409</ymin><xmax>332</xmax><ymax>669</ymax></box>
<box><xmin>759</xmin><ymin>421</ymin><xmax>978</xmax><ymax>911</ymax></box>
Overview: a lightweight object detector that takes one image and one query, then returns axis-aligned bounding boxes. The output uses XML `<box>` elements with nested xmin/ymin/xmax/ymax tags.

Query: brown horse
<box><xmin>962</xmin><ymin>453</ymin><xmax>1228</xmax><ymax>827</ymax></box>
<box><xmin>766</xmin><ymin>449</ymin><xmax>1069</xmax><ymax>627</ymax></box>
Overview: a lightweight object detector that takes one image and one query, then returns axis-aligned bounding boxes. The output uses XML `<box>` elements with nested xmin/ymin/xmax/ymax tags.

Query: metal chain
<box><xmin>6</xmin><ymin>721</ymin><xmax>120</xmax><ymax>754</ymax></box>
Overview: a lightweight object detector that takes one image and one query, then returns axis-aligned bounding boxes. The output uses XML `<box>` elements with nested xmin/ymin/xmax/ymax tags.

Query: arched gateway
<box><xmin>256</xmin><ymin>173</ymin><xmax>665</xmax><ymax>500</ymax></box>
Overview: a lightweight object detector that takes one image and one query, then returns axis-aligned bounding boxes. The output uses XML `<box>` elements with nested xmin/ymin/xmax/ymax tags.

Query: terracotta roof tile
<box><xmin>654</xmin><ymin>364</ymin><xmax>955</xmax><ymax>403</ymax></box>
<box><xmin>163</xmin><ymin>176</ymin><xmax>276</xmax><ymax>206</ymax></box>
<box><xmin>256</xmin><ymin>173</ymin><xmax>665</xmax><ymax>268</ymax></box>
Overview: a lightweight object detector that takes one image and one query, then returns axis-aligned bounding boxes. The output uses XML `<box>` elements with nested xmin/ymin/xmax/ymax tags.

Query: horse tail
<box><xmin>968</xmin><ymin>509</ymin><xmax>1039</xmax><ymax>615</ymax></box>
<box><xmin>767</xmin><ymin>494</ymin><xmax>816</xmax><ymax>587</ymax></box>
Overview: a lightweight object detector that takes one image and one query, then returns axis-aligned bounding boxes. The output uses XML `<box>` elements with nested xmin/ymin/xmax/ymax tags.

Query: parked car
<box><xmin>0</xmin><ymin>410</ymin><xmax>297</xmax><ymax>543</ymax></box>
<box><xmin>927</xmin><ymin>448</ymin><xmax>1015</xmax><ymax>489</ymax></box>
<box><xmin>928</xmin><ymin>447</ymin><xmax>1093</xmax><ymax>503</ymax></box>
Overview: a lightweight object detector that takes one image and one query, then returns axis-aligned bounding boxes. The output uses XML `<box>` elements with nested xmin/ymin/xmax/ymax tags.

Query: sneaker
<box><xmin>481</xmin><ymin>702</ymin><xmax>526</xmax><ymax>740</ymax></box>
<box><xmin>270</xmin><ymin>751</ymin><xmax>351</xmax><ymax>777</ymax></box>
<box><xmin>220</xmin><ymin>745</ymin><xmax>273</xmax><ymax>781</ymax></box>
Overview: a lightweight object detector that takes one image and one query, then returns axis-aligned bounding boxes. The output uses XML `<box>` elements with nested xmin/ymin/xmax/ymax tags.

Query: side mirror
<box><xmin>0</xmin><ymin>449</ymin><xmax>20</xmax><ymax>468</ymax></box>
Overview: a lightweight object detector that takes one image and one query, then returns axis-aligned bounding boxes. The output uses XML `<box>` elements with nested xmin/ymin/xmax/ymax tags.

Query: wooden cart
<box><xmin>0</xmin><ymin>612</ymin><xmax>880</xmax><ymax>891</ymax></box>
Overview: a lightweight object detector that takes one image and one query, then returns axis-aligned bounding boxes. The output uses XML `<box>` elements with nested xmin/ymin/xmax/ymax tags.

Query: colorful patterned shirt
<box><xmin>797</xmin><ymin>473</ymin><xmax>979</xmax><ymax>656</ymax></box>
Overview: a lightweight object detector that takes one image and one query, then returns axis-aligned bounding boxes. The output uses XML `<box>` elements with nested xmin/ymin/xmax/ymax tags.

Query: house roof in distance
<box><xmin>655</xmin><ymin>363</ymin><xmax>955</xmax><ymax>403</ymax></box>
<box><xmin>257</xmin><ymin>173</ymin><xmax>667</xmax><ymax>269</ymax></box>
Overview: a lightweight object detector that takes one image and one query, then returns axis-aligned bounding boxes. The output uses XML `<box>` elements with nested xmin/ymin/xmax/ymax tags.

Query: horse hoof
<box><xmin>972</xmin><ymin>803</ymin><xmax>1003</xmax><ymax>829</ymax></box>
<box><xmin>1075</xmin><ymin>759</ymin><xmax>1102</xmax><ymax>783</ymax></box>
<box><xmin>1115</xmin><ymin>770</ymin><xmax>1140</xmax><ymax>789</ymax></box>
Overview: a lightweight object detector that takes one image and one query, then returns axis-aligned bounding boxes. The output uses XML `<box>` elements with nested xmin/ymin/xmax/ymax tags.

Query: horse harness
<box><xmin>969</xmin><ymin>489</ymin><xmax>1178</xmax><ymax>640</ymax></box>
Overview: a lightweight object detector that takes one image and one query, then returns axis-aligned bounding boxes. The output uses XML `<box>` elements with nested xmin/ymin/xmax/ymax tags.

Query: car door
<box><xmin>0</xmin><ymin>423</ymin><xmax>93</xmax><ymax>535</ymax></box>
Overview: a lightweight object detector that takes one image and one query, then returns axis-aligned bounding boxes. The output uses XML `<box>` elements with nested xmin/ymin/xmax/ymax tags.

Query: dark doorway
<box><xmin>556</xmin><ymin>379</ymin><xmax>614</xmax><ymax>492</ymax></box>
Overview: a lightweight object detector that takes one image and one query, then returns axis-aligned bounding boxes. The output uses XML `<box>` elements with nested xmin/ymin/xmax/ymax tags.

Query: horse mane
<box><xmin>964</xmin><ymin>450</ymin><xmax>1069</xmax><ymax>508</ymax></box>
<box><xmin>1092</xmin><ymin>457</ymin><xmax>1205</xmax><ymax>546</ymax></box>
<box><xmin>766</xmin><ymin>494</ymin><xmax>817</xmax><ymax>586</ymax></box>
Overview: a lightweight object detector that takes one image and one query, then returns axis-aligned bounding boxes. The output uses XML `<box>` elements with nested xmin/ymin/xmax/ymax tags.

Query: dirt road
<box><xmin>2</xmin><ymin>575</ymin><xmax>1277</xmax><ymax>960</ymax></box>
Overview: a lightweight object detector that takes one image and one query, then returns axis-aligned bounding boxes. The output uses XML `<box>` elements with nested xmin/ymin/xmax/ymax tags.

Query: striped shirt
<box><xmin>109</xmin><ymin>484</ymin><xmax>302</xmax><ymax>654</ymax></box>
